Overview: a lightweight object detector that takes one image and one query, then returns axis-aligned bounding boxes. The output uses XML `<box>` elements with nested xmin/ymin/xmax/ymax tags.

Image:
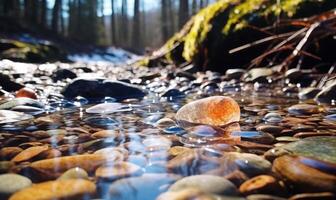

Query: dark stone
<box><xmin>0</xmin><ymin>73</ymin><xmax>24</xmax><ymax>92</ymax></box>
<box><xmin>161</xmin><ymin>89</ymin><xmax>184</xmax><ymax>98</ymax></box>
<box><xmin>51</xmin><ymin>69</ymin><xmax>77</xmax><ymax>82</ymax></box>
<box><xmin>61</xmin><ymin>78</ymin><xmax>147</xmax><ymax>101</ymax></box>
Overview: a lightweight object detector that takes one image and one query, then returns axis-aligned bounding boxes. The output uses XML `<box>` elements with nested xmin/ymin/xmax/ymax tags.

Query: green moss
<box><xmin>151</xmin><ymin>0</ymin><xmax>336</xmax><ymax>70</ymax></box>
<box><xmin>223</xmin><ymin>0</ymin><xmax>265</xmax><ymax>34</ymax></box>
<box><xmin>0</xmin><ymin>39</ymin><xmax>67</xmax><ymax>63</ymax></box>
<box><xmin>182</xmin><ymin>0</ymin><xmax>237</xmax><ymax>61</ymax></box>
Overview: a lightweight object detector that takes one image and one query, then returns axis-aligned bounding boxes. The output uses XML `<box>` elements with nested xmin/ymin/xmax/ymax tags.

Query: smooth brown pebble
<box><xmin>11</xmin><ymin>146</ymin><xmax>49</xmax><ymax>163</ymax></box>
<box><xmin>95</xmin><ymin>162</ymin><xmax>142</xmax><ymax>180</ymax></box>
<box><xmin>9</xmin><ymin>179</ymin><xmax>96</xmax><ymax>200</ymax></box>
<box><xmin>0</xmin><ymin>147</ymin><xmax>23</xmax><ymax>160</ymax></box>
<box><xmin>289</xmin><ymin>192</ymin><xmax>335</xmax><ymax>200</ymax></box>
<box><xmin>239</xmin><ymin>175</ymin><xmax>284</xmax><ymax>195</ymax></box>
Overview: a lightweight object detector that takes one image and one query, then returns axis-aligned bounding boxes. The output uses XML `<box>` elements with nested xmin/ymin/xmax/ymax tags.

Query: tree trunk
<box><xmin>168</xmin><ymin>0</ymin><xmax>175</xmax><ymax>36</ymax></box>
<box><xmin>111</xmin><ymin>0</ymin><xmax>116</xmax><ymax>45</ymax></box>
<box><xmin>178</xmin><ymin>0</ymin><xmax>189</xmax><ymax>29</ymax></box>
<box><xmin>52</xmin><ymin>0</ymin><xmax>61</xmax><ymax>32</ymax></box>
<box><xmin>132</xmin><ymin>0</ymin><xmax>141</xmax><ymax>51</ymax></box>
<box><xmin>161</xmin><ymin>0</ymin><xmax>169</xmax><ymax>41</ymax></box>
<box><xmin>121</xmin><ymin>0</ymin><xmax>128</xmax><ymax>46</ymax></box>
<box><xmin>31</xmin><ymin>0</ymin><xmax>38</xmax><ymax>24</ymax></box>
<box><xmin>24</xmin><ymin>0</ymin><xmax>32</xmax><ymax>22</ymax></box>
<box><xmin>40</xmin><ymin>0</ymin><xmax>47</xmax><ymax>28</ymax></box>
<box><xmin>192</xmin><ymin>0</ymin><xmax>197</xmax><ymax>15</ymax></box>
<box><xmin>141</xmin><ymin>0</ymin><xmax>146</xmax><ymax>48</ymax></box>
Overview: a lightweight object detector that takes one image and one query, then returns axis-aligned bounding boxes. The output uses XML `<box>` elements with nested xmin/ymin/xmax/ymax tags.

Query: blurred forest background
<box><xmin>0</xmin><ymin>0</ymin><xmax>215</xmax><ymax>54</ymax></box>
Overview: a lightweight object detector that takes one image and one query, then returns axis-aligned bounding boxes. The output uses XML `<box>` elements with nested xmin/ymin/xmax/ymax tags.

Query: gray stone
<box><xmin>168</xmin><ymin>175</ymin><xmax>238</xmax><ymax>196</ymax></box>
<box><xmin>264</xmin><ymin>136</ymin><xmax>336</xmax><ymax>163</ymax></box>
<box><xmin>0</xmin><ymin>173</ymin><xmax>32</xmax><ymax>196</ymax></box>
<box><xmin>226</xmin><ymin>152</ymin><xmax>272</xmax><ymax>177</ymax></box>
<box><xmin>107</xmin><ymin>173</ymin><xmax>180</xmax><ymax>200</ymax></box>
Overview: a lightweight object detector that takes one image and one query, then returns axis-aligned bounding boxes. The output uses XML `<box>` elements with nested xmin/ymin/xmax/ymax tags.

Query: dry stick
<box><xmin>318</xmin><ymin>63</ymin><xmax>336</xmax><ymax>89</ymax></box>
<box><xmin>279</xmin><ymin>22</ymin><xmax>320</xmax><ymax>72</ymax></box>
<box><xmin>273</xmin><ymin>27</ymin><xmax>308</xmax><ymax>50</ymax></box>
<box><xmin>229</xmin><ymin>32</ymin><xmax>295</xmax><ymax>54</ymax></box>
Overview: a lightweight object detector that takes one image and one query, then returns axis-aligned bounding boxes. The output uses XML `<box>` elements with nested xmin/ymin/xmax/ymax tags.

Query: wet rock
<box><xmin>61</xmin><ymin>78</ymin><xmax>147</xmax><ymax>100</ymax></box>
<box><xmin>0</xmin><ymin>174</ymin><xmax>32</xmax><ymax>197</ymax></box>
<box><xmin>225</xmin><ymin>152</ymin><xmax>272</xmax><ymax>177</ymax></box>
<box><xmin>51</xmin><ymin>68</ymin><xmax>77</xmax><ymax>82</ymax></box>
<box><xmin>273</xmin><ymin>155</ymin><xmax>336</xmax><ymax>192</ymax></box>
<box><xmin>0</xmin><ymin>73</ymin><xmax>23</xmax><ymax>92</ymax></box>
<box><xmin>38</xmin><ymin>149</ymin><xmax>62</xmax><ymax>159</ymax></box>
<box><xmin>289</xmin><ymin>192</ymin><xmax>335</xmax><ymax>200</ymax></box>
<box><xmin>288</xmin><ymin>104</ymin><xmax>321</xmax><ymax>115</ymax></box>
<box><xmin>244</xmin><ymin>68</ymin><xmax>273</xmax><ymax>83</ymax></box>
<box><xmin>16</xmin><ymin>87</ymin><xmax>38</xmax><ymax>99</ymax></box>
<box><xmin>0</xmin><ymin>161</ymin><xmax>14</xmax><ymax>173</ymax></box>
<box><xmin>168</xmin><ymin>175</ymin><xmax>238</xmax><ymax>196</ymax></box>
<box><xmin>0</xmin><ymin>110</ymin><xmax>34</xmax><ymax>125</ymax></box>
<box><xmin>315</xmin><ymin>80</ymin><xmax>336</xmax><ymax>103</ymax></box>
<box><xmin>161</xmin><ymin>89</ymin><xmax>184</xmax><ymax>98</ymax></box>
<box><xmin>11</xmin><ymin>105</ymin><xmax>44</xmax><ymax>115</ymax></box>
<box><xmin>167</xmin><ymin>148</ymin><xmax>221</xmax><ymax>176</ymax></box>
<box><xmin>143</xmin><ymin>135</ymin><xmax>172</xmax><ymax>151</ymax></box>
<box><xmin>168</xmin><ymin>146</ymin><xmax>191</xmax><ymax>157</ymax></box>
<box><xmin>239</xmin><ymin>175</ymin><xmax>285</xmax><ymax>196</ymax></box>
<box><xmin>176</xmin><ymin>96</ymin><xmax>240</xmax><ymax>127</ymax></box>
<box><xmin>96</xmin><ymin>162</ymin><xmax>142</xmax><ymax>180</ymax></box>
<box><xmin>0</xmin><ymin>98</ymin><xmax>44</xmax><ymax>110</ymax></box>
<box><xmin>28</xmin><ymin>154</ymin><xmax>119</xmax><ymax>180</ymax></box>
<box><xmin>155</xmin><ymin>118</ymin><xmax>176</xmax><ymax>129</ymax></box>
<box><xmin>275</xmin><ymin>136</ymin><xmax>300</xmax><ymax>143</ymax></box>
<box><xmin>58</xmin><ymin>167</ymin><xmax>89</xmax><ymax>180</ymax></box>
<box><xmin>107</xmin><ymin>173</ymin><xmax>180</xmax><ymax>200</ymax></box>
<box><xmin>86</xmin><ymin>103</ymin><xmax>129</xmax><ymax>114</ymax></box>
<box><xmin>256</xmin><ymin>125</ymin><xmax>283</xmax><ymax>136</ymax></box>
<box><xmin>264</xmin><ymin>136</ymin><xmax>336</xmax><ymax>163</ymax></box>
<box><xmin>11</xmin><ymin>145</ymin><xmax>49</xmax><ymax>163</ymax></box>
<box><xmin>0</xmin><ymin>147</ymin><xmax>23</xmax><ymax>160</ymax></box>
<box><xmin>157</xmin><ymin>188</ymin><xmax>217</xmax><ymax>200</ymax></box>
<box><xmin>263</xmin><ymin>112</ymin><xmax>282</xmax><ymax>123</ymax></box>
<box><xmin>246</xmin><ymin>194</ymin><xmax>287</xmax><ymax>200</ymax></box>
<box><xmin>9</xmin><ymin>179</ymin><xmax>96</xmax><ymax>200</ymax></box>
<box><xmin>92</xmin><ymin>130</ymin><xmax>120</xmax><ymax>139</ymax></box>
<box><xmin>231</xmin><ymin>131</ymin><xmax>274</xmax><ymax>144</ymax></box>
<box><xmin>225</xmin><ymin>69</ymin><xmax>246</xmax><ymax>80</ymax></box>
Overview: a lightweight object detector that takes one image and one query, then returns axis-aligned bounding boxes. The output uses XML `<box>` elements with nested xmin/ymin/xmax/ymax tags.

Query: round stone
<box><xmin>239</xmin><ymin>175</ymin><xmax>284</xmax><ymax>195</ymax></box>
<box><xmin>168</xmin><ymin>175</ymin><xmax>238</xmax><ymax>196</ymax></box>
<box><xmin>264</xmin><ymin>136</ymin><xmax>336</xmax><ymax>163</ymax></box>
<box><xmin>288</xmin><ymin>104</ymin><xmax>321</xmax><ymax>115</ymax></box>
<box><xmin>58</xmin><ymin>167</ymin><xmax>89</xmax><ymax>180</ymax></box>
<box><xmin>0</xmin><ymin>174</ymin><xmax>32</xmax><ymax>196</ymax></box>
<box><xmin>226</xmin><ymin>152</ymin><xmax>272</xmax><ymax>177</ymax></box>
<box><xmin>96</xmin><ymin>162</ymin><xmax>142</xmax><ymax>180</ymax></box>
<box><xmin>11</xmin><ymin>145</ymin><xmax>49</xmax><ymax>163</ymax></box>
<box><xmin>16</xmin><ymin>88</ymin><xmax>38</xmax><ymax>99</ymax></box>
<box><xmin>273</xmin><ymin>155</ymin><xmax>336</xmax><ymax>192</ymax></box>
<box><xmin>176</xmin><ymin>96</ymin><xmax>240</xmax><ymax>127</ymax></box>
<box><xmin>9</xmin><ymin>179</ymin><xmax>96</xmax><ymax>200</ymax></box>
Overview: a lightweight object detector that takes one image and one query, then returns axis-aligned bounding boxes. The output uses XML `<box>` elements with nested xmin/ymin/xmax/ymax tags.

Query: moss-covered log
<box><xmin>140</xmin><ymin>0</ymin><xmax>336</xmax><ymax>73</ymax></box>
<box><xmin>0</xmin><ymin>39</ymin><xmax>68</xmax><ymax>63</ymax></box>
